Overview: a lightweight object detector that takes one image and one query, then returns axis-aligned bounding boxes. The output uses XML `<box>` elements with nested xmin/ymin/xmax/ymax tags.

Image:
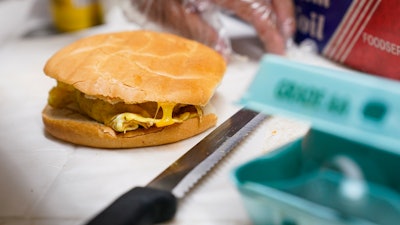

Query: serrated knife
<box><xmin>85</xmin><ymin>108</ymin><xmax>268</xmax><ymax>225</ymax></box>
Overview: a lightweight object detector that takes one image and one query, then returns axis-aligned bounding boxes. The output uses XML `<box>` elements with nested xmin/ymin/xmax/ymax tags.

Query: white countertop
<box><xmin>0</xmin><ymin>14</ymin><xmax>346</xmax><ymax>224</ymax></box>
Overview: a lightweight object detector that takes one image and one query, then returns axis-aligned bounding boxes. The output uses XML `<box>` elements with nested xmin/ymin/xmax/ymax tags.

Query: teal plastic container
<box><xmin>232</xmin><ymin>55</ymin><xmax>400</xmax><ymax>225</ymax></box>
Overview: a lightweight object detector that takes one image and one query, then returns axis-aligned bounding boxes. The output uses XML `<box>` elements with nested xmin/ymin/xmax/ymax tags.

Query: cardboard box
<box><xmin>294</xmin><ymin>0</ymin><xmax>400</xmax><ymax>80</ymax></box>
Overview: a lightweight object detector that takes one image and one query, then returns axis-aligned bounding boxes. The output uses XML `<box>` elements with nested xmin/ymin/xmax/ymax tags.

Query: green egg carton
<box><xmin>232</xmin><ymin>55</ymin><xmax>400</xmax><ymax>225</ymax></box>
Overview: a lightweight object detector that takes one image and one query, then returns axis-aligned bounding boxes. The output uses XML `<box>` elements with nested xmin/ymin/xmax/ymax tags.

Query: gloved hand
<box><xmin>212</xmin><ymin>0</ymin><xmax>295</xmax><ymax>55</ymax></box>
<box><xmin>121</xmin><ymin>0</ymin><xmax>295</xmax><ymax>58</ymax></box>
<box><xmin>121</xmin><ymin>0</ymin><xmax>230</xmax><ymax>58</ymax></box>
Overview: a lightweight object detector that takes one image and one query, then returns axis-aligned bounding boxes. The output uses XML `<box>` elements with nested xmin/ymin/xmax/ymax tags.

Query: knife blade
<box><xmin>85</xmin><ymin>108</ymin><xmax>268</xmax><ymax>225</ymax></box>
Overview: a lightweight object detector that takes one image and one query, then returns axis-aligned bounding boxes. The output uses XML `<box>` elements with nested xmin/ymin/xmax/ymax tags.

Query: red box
<box><xmin>294</xmin><ymin>0</ymin><xmax>400</xmax><ymax>80</ymax></box>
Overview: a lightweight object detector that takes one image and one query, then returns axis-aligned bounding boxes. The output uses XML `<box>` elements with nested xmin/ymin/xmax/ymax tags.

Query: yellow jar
<box><xmin>50</xmin><ymin>0</ymin><xmax>103</xmax><ymax>32</ymax></box>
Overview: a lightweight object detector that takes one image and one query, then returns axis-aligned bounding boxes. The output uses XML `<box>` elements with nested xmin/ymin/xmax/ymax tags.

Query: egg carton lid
<box><xmin>240</xmin><ymin>54</ymin><xmax>400</xmax><ymax>154</ymax></box>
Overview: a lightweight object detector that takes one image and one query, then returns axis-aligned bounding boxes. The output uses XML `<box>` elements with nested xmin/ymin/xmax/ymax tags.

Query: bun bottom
<box><xmin>42</xmin><ymin>105</ymin><xmax>217</xmax><ymax>149</ymax></box>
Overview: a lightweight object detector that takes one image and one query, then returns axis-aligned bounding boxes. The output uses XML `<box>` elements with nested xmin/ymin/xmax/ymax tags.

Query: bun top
<box><xmin>44</xmin><ymin>30</ymin><xmax>226</xmax><ymax>105</ymax></box>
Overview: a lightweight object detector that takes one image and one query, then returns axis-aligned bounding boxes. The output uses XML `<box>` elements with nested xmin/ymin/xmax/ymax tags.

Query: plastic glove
<box><xmin>121</xmin><ymin>0</ymin><xmax>295</xmax><ymax>57</ymax></box>
<box><xmin>121</xmin><ymin>0</ymin><xmax>231</xmax><ymax>59</ymax></box>
<box><xmin>212</xmin><ymin>0</ymin><xmax>295</xmax><ymax>54</ymax></box>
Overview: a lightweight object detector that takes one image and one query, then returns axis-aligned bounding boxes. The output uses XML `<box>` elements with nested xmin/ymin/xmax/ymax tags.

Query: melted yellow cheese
<box><xmin>156</xmin><ymin>102</ymin><xmax>176</xmax><ymax>127</ymax></box>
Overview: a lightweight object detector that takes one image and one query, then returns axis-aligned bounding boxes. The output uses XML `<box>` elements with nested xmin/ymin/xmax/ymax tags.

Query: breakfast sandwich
<box><xmin>42</xmin><ymin>30</ymin><xmax>226</xmax><ymax>148</ymax></box>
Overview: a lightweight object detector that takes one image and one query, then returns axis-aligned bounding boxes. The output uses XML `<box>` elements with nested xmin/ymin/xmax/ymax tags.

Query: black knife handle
<box><xmin>85</xmin><ymin>187</ymin><xmax>177</xmax><ymax>225</ymax></box>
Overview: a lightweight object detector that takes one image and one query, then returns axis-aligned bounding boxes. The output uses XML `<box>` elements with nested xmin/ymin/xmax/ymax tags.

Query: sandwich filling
<box><xmin>48</xmin><ymin>82</ymin><xmax>203</xmax><ymax>133</ymax></box>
